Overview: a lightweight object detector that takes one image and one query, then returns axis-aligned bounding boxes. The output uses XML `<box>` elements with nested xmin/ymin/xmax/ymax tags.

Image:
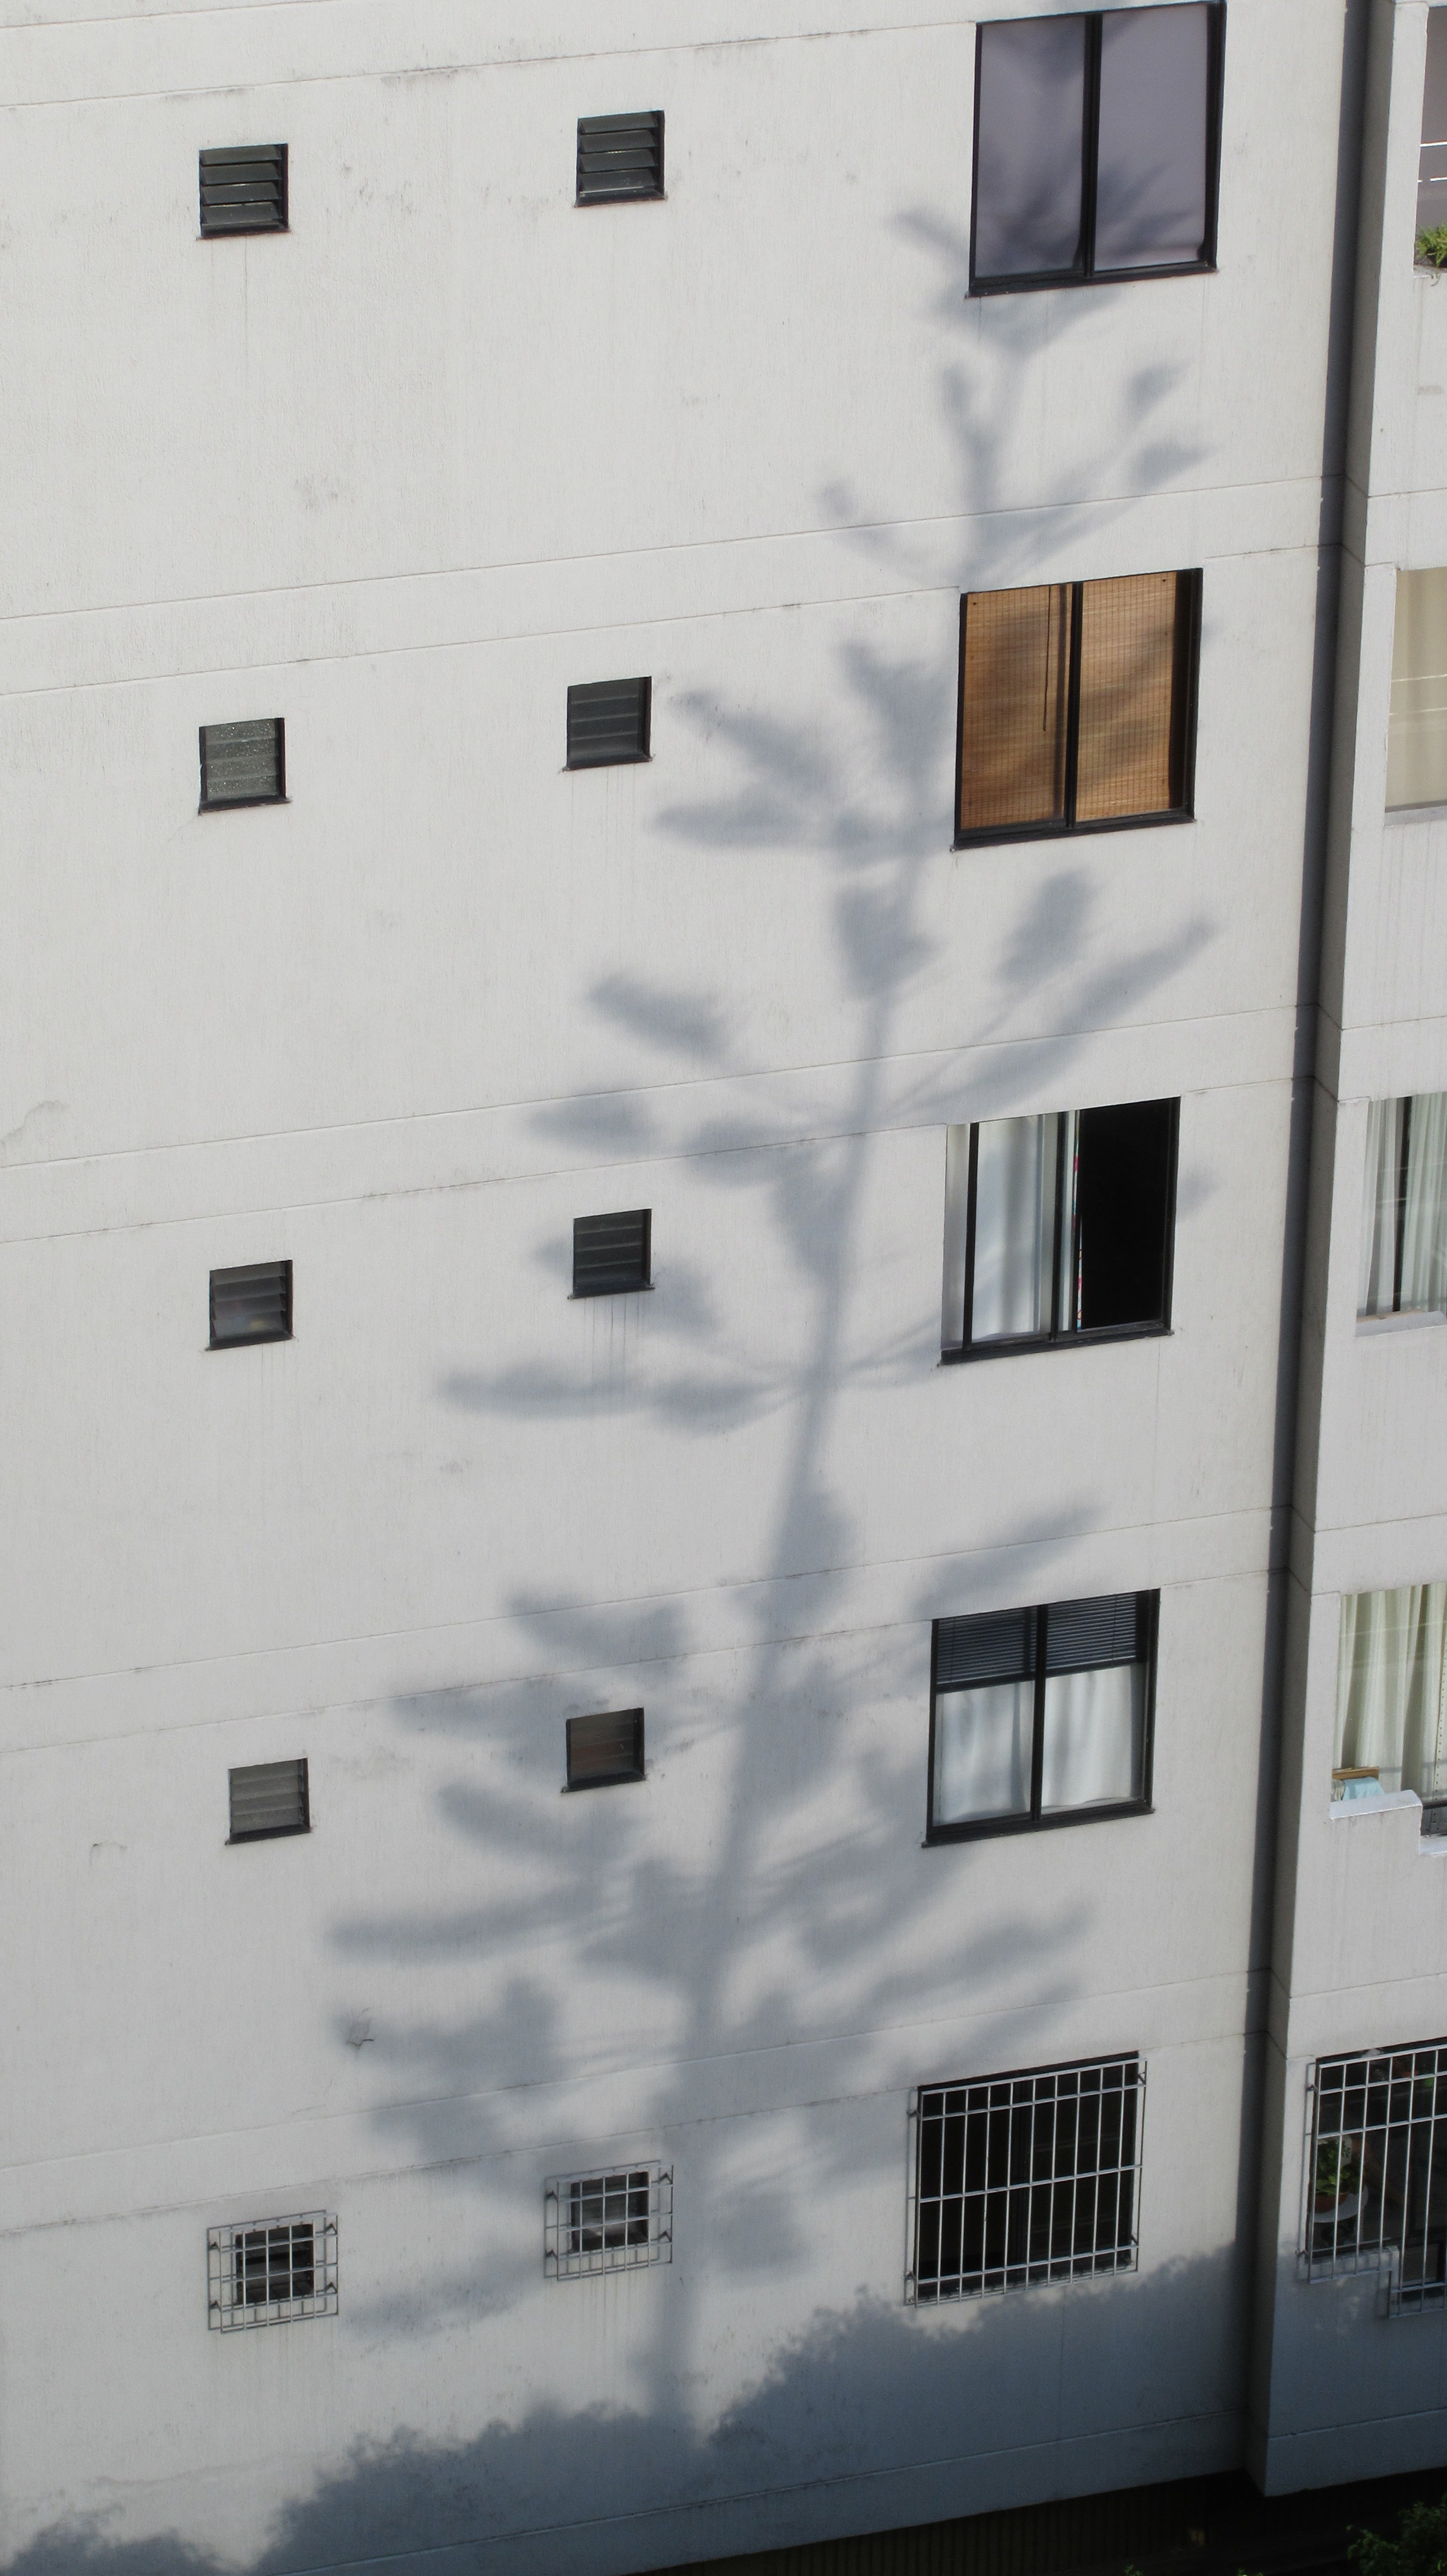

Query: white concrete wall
<box><xmin>0</xmin><ymin>0</ymin><xmax>1355</xmax><ymax>2564</ymax></box>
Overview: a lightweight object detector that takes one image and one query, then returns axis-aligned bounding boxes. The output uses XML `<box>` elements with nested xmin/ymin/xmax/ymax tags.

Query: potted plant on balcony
<box><xmin>1313</xmin><ymin>2136</ymin><xmax>1362</xmax><ymax>2249</ymax></box>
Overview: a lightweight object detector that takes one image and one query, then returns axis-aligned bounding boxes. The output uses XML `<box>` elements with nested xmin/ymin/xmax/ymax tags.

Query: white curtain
<box><xmin>1359</xmin><ymin>1099</ymin><xmax>1405</xmax><ymax>1316</ymax></box>
<box><xmin>934</xmin><ymin>1681</ymin><xmax>1033</xmax><ymax>1825</ymax></box>
<box><xmin>1401</xmin><ymin>1093</ymin><xmax>1447</xmax><ymax>1311</ymax></box>
<box><xmin>970</xmin><ymin>1114</ymin><xmax>1057</xmax><ymax>1342</ymax></box>
<box><xmin>1040</xmin><ymin>1664</ymin><xmax>1143</xmax><ymax>1811</ymax></box>
<box><xmin>1335</xmin><ymin>1585</ymin><xmax>1447</xmax><ymax>1799</ymax></box>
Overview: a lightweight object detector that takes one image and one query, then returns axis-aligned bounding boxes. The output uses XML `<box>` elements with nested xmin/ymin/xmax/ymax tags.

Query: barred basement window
<box><xmin>1306</xmin><ymin>2041</ymin><xmax>1447</xmax><ymax>2312</ymax></box>
<box><xmin>208</xmin><ymin>2211</ymin><xmax>336</xmax><ymax>2329</ymax></box>
<box><xmin>566</xmin><ymin>1708</ymin><xmax>644</xmax><ymax>1790</ymax></box>
<box><xmin>545</xmin><ymin>2163</ymin><xmax>672</xmax><ymax>2279</ymax></box>
<box><xmin>210</xmin><ymin>1259</ymin><xmax>293</xmax><ymax>1349</ymax></box>
<box><xmin>572</xmin><ymin>1208</ymin><xmax>651</xmax><ymax>1297</ymax></box>
<box><xmin>199</xmin><ymin>718</ymin><xmax>285</xmax><ymax>810</ymax></box>
<box><xmin>199</xmin><ymin>144</ymin><xmax>288</xmax><ymax>237</ymax></box>
<box><xmin>229</xmin><ymin>1758</ymin><xmax>309</xmax><ymax>1844</ymax></box>
<box><xmin>908</xmin><ymin>2055</ymin><xmax>1143</xmax><ymax>2302</ymax></box>
<box><xmin>929</xmin><ymin>1591</ymin><xmax>1155</xmax><ymax>1839</ymax></box>
<box><xmin>576</xmin><ymin>111</ymin><xmax>664</xmax><ymax>205</ymax></box>
<box><xmin>566</xmin><ymin>678</ymin><xmax>651</xmax><ymax>769</ymax></box>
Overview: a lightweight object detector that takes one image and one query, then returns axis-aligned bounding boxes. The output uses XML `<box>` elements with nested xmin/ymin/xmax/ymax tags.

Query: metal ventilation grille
<box><xmin>545</xmin><ymin>2164</ymin><xmax>671</xmax><ymax>2279</ymax></box>
<box><xmin>208</xmin><ymin>2211</ymin><xmax>336</xmax><ymax>2330</ymax></box>
<box><xmin>566</xmin><ymin>1708</ymin><xmax>644</xmax><ymax>1789</ymax></box>
<box><xmin>566</xmin><ymin>677</ymin><xmax>651</xmax><ymax>769</ymax></box>
<box><xmin>199</xmin><ymin>145</ymin><xmax>288</xmax><ymax>237</ymax></box>
<box><xmin>576</xmin><ymin>111</ymin><xmax>664</xmax><ymax>205</ymax></box>
<box><xmin>229</xmin><ymin>1758</ymin><xmax>310</xmax><ymax>1843</ymax></box>
<box><xmin>199</xmin><ymin>718</ymin><xmax>285</xmax><ymax>809</ymax></box>
<box><xmin>572</xmin><ymin>1209</ymin><xmax>651</xmax><ymax>1297</ymax></box>
<box><xmin>210</xmin><ymin>1259</ymin><xmax>293</xmax><ymax>1349</ymax></box>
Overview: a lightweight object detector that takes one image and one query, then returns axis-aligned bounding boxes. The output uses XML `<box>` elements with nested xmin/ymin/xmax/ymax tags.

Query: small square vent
<box><xmin>199</xmin><ymin>719</ymin><xmax>285</xmax><ymax>810</ymax></box>
<box><xmin>572</xmin><ymin>1210</ymin><xmax>651</xmax><ymax>1297</ymax></box>
<box><xmin>566</xmin><ymin>678</ymin><xmax>651</xmax><ymax>770</ymax></box>
<box><xmin>229</xmin><ymin>1758</ymin><xmax>310</xmax><ymax>1843</ymax></box>
<box><xmin>199</xmin><ymin>145</ymin><xmax>288</xmax><ymax>237</ymax></box>
<box><xmin>210</xmin><ymin>1259</ymin><xmax>293</xmax><ymax>1349</ymax></box>
<box><xmin>576</xmin><ymin>112</ymin><xmax>664</xmax><ymax>206</ymax></box>
<box><xmin>566</xmin><ymin>1709</ymin><xmax>644</xmax><ymax>1790</ymax></box>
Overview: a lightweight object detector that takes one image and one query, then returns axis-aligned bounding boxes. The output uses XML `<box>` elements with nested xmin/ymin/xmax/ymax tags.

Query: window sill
<box><xmin>1355</xmin><ymin>1306</ymin><xmax>1447</xmax><ymax>1337</ymax></box>
<box><xmin>953</xmin><ymin>808</ymin><xmax>1193</xmax><ymax>854</ymax></box>
<box><xmin>926</xmin><ymin>1798</ymin><xmax>1151</xmax><ymax>1846</ymax></box>
<box><xmin>941</xmin><ymin>1324</ymin><xmax>1170</xmax><ymax>1366</ymax></box>
<box><xmin>969</xmin><ymin>258</ymin><xmax>1215</xmax><ymax>299</ymax></box>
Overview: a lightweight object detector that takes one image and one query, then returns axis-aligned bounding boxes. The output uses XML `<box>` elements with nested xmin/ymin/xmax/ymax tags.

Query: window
<box><xmin>566</xmin><ymin>1708</ymin><xmax>644</xmax><ymax>1789</ymax></box>
<box><xmin>208</xmin><ymin>2211</ymin><xmax>336</xmax><ymax>2329</ymax></box>
<box><xmin>1334</xmin><ymin>1585</ymin><xmax>1447</xmax><ymax>1833</ymax></box>
<box><xmin>567</xmin><ymin>678</ymin><xmax>651</xmax><ymax>769</ymax></box>
<box><xmin>909</xmin><ymin>2055</ymin><xmax>1143</xmax><ymax>2302</ymax></box>
<box><xmin>943</xmin><ymin>1100</ymin><xmax>1176</xmax><ymax>1358</ymax></box>
<box><xmin>199</xmin><ymin>144</ymin><xmax>288</xmax><ymax>237</ymax></box>
<box><xmin>545</xmin><ymin>2163</ymin><xmax>672</xmax><ymax>2279</ymax></box>
<box><xmin>209</xmin><ymin>1259</ymin><xmax>293</xmax><ymax>1349</ymax></box>
<box><xmin>1307</xmin><ymin>2042</ymin><xmax>1447</xmax><ymax>2311</ymax></box>
<box><xmin>576</xmin><ymin>111</ymin><xmax>664</xmax><ymax>205</ymax></box>
<box><xmin>199</xmin><ymin>718</ymin><xmax>285</xmax><ymax>810</ymax></box>
<box><xmin>970</xmin><ymin>6</ymin><xmax>1221</xmax><ymax>293</ymax></box>
<box><xmin>929</xmin><ymin>1592</ymin><xmax>1155</xmax><ymax>1840</ymax></box>
<box><xmin>1387</xmin><ymin>573</ymin><xmax>1447</xmax><ymax>810</ymax></box>
<box><xmin>229</xmin><ymin>1758</ymin><xmax>309</xmax><ymax>1843</ymax></box>
<box><xmin>956</xmin><ymin>574</ymin><xmax>1199</xmax><ymax>843</ymax></box>
<box><xmin>1359</xmin><ymin>1096</ymin><xmax>1447</xmax><ymax>1319</ymax></box>
<box><xmin>1419</xmin><ymin>12</ymin><xmax>1447</xmax><ymax>264</ymax></box>
<box><xmin>572</xmin><ymin>1208</ymin><xmax>651</xmax><ymax>1297</ymax></box>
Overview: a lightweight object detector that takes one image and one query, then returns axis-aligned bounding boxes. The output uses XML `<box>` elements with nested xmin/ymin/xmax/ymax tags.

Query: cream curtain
<box><xmin>969</xmin><ymin>1114</ymin><xmax>1058</xmax><ymax>1342</ymax></box>
<box><xmin>1358</xmin><ymin>1096</ymin><xmax>1447</xmax><ymax>1316</ymax></box>
<box><xmin>1335</xmin><ymin>1585</ymin><xmax>1447</xmax><ymax>1799</ymax></box>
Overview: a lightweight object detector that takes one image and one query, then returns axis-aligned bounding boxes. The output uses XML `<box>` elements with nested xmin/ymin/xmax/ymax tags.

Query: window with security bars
<box><xmin>566</xmin><ymin>1708</ymin><xmax>644</xmax><ymax>1789</ymax></box>
<box><xmin>943</xmin><ymin>1100</ymin><xmax>1177</xmax><ymax>1357</ymax></box>
<box><xmin>545</xmin><ymin>2163</ymin><xmax>672</xmax><ymax>2279</ymax></box>
<box><xmin>956</xmin><ymin>575</ymin><xmax>1198</xmax><ymax>843</ymax></box>
<box><xmin>567</xmin><ymin>678</ymin><xmax>651</xmax><ymax>769</ymax></box>
<box><xmin>210</xmin><ymin>1259</ymin><xmax>293</xmax><ymax>1349</ymax></box>
<box><xmin>229</xmin><ymin>1758</ymin><xmax>309</xmax><ymax>1844</ymax></box>
<box><xmin>576</xmin><ymin>111</ymin><xmax>664</xmax><ymax>205</ymax></box>
<box><xmin>1306</xmin><ymin>2043</ymin><xmax>1447</xmax><ymax>2311</ymax></box>
<box><xmin>910</xmin><ymin>2055</ymin><xmax>1143</xmax><ymax>2301</ymax></box>
<box><xmin>929</xmin><ymin>1592</ymin><xmax>1155</xmax><ymax>1839</ymax></box>
<box><xmin>199</xmin><ymin>718</ymin><xmax>285</xmax><ymax>810</ymax></box>
<box><xmin>572</xmin><ymin>1208</ymin><xmax>651</xmax><ymax>1297</ymax></box>
<box><xmin>971</xmin><ymin>7</ymin><xmax>1221</xmax><ymax>292</ymax></box>
<box><xmin>208</xmin><ymin>2211</ymin><xmax>336</xmax><ymax>2329</ymax></box>
<box><xmin>199</xmin><ymin>144</ymin><xmax>288</xmax><ymax>237</ymax></box>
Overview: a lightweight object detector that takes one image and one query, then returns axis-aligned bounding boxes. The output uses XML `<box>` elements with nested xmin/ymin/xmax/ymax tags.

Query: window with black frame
<box><xmin>928</xmin><ymin>1592</ymin><xmax>1156</xmax><ymax>1840</ymax></box>
<box><xmin>971</xmin><ymin>5</ymin><xmax>1223</xmax><ymax>293</ymax></box>
<box><xmin>942</xmin><ymin>1101</ymin><xmax>1176</xmax><ymax>1359</ymax></box>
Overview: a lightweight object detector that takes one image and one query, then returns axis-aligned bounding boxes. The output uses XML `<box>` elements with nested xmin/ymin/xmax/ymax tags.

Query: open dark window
<box><xmin>199</xmin><ymin>145</ymin><xmax>288</xmax><ymax>237</ymax></box>
<box><xmin>943</xmin><ymin>1099</ymin><xmax>1176</xmax><ymax>1358</ymax></box>
<box><xmin>970</xmin><ymin>5</ymin><xmax>1222</xmax><ymax>293</ymax></box>
<box><xmin>572</xmin><ymin>1209</ymin><xmax>651</xmax><ymax>1296</ymax></box>
<box><xmin>210</xmin><ymin>1259</ymin><xmax>293</xmax><ymax>1349</ymax></box>
<box><xmin>928</xmin><ymin>1592</ymin><xmax>1156</xmax><ymax>1841</ymax></box>
<box><xmin>576</xmin><ymin>112</ymin><xmax>664</xmax><ymax>205</ymax></box>
<box><xmin>566</xmin><ymin>1709</ymin><xmax>645</xmax><ymax>1789</ymax></box>
<box><xmin>956</xmin><ymin>572</ymin><xmax>1198</xmax><ymax>844</ymax></box>
<box><xmin>229</xmin><ymin>1758</ymin><xmax>310</xmax><ymax>1843</ymax></box>
<box><xmin>200</xmin><ymin>719</ymin><xmax>285</xmax><ymax>810</ymax></box>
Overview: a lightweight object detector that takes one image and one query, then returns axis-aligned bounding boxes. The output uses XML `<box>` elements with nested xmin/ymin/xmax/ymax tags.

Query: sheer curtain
<box><xmin>934</xmin><ymin>1681</ymin><xmax>1033</xmax><ymax>1825</ymax></box>
<box><xmin>1359</xmin><ymin>1099</ymin><xmax>1405</xmax><ymax>1316</ymax></box>
<box><xmin>1335</xmin><ymin>1585</ymin><xmax>1447</xmax><ymax>1799</ymax></box>
<box><xmin>1358</xmin><ymin>1096</ymin><xmax>1447</xmax><ymax>1316</ymax></box>
<box><xmin>970</xmin><ymin>1114</ymin><xmax>1058</xmax><ymax>1342</ymax></box>
<box><xmin>1040</xmin><ymin>1663</ymin><xmax>1144</xmax><ymax>1811</ymax></box>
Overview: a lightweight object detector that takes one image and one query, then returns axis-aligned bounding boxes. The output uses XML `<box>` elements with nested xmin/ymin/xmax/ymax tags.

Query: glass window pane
<box><xmin>1402</xmin><ymin>1093</ymin><xmax>1447</xmax><ymax>1313</ymax></box>
<box><xmin>1040</xmin><ymin>1662</ymin><xmax>1144</xmax><ymax>1811</ymax></box>
<box><xmin>943</xmin><ymin>1125</ymin><xmax>970</xmax><ymax>1349</ymax></box>
<box><xmin>1388</xmin><ymin>570</ymin><xmax>1447</xmax><ymax>810</ymax></box>
<box><xmin>1358</xmin><ymin>1098</ymin><xmax>1406</xmax><ymax>1318</ymax></box>
<box><xmin>1335</xmin><ymin>1584</ymin><xmax>1447</xmax><ymax>1803</ymax></box>
<box><xmin>959</xmin><ymin>584</ymin><xmax>1070</xmax><ymax>833</ymax></box>
<box><xmin>1094</xmin><ymin>4</ymin><xmax>1211</xmax><ymax>274</ymax></box>
<box><xmin>1074</xmin><ymin>572</ymin><xmax>1189</xmax><ymax>822</ymax></box>
<box><xmin>969</xmin><ymin>1114</ymin><xmax>1057</xmax><ymax>1343</ymax></box>
<box><xmin>935</xmin><ymin>1680</ymin><xmax>1034</xmax><ymax>1825</ymax></box>
<box><xmin>973</xmin><ymin>15</ymin><xmax>1088</xmax><ymax>281</ymax></box>
<box><xmin>1420</xmin><ymin>9</ymin><xmax>1447</xmax><ymax>254</ymax></box>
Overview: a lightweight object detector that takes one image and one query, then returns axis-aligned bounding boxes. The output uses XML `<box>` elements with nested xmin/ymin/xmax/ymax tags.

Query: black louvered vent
<box><xmin>567</xmin><ymin>1709</ymin><xmax>644</xmax><ymax>1790</ymax></box>
<box><xmin>1045</xmin><ymin>1592</ymin><xmax>1147</xmax><ymax>1675</ymax></box>
<box><xmin>229</xmin><ymin>1758</ymin><xmax>310</xmax><ymax>1843</ymax></box>
<box><xmin>200</xmin><ymin>719</ymin><xmax>285</xmax><ymax>810</ymax></box>
<box><xmin>576</xmin><ymin>111</ymin><xmax>664</xmax><ymax>205</ymax></box>
<box><xmin>199</xmin><ymin>144</ymin><xmax>288</xmax><ymax>237</ymax></box>
<box><xmin>566</xmin><ymin>677</ymin><xmax>651</xmax><ymax>769</ymax></box>
<box><xmin>935</xmin><ymin>1607</ymin><xmax>1037</xmax><ymax>1692</ymax></box>
<box><xmin>572</xmin><ymin>1209</ymin><xmax>651</xmax><ymax>1297</ymax></box>
<box><xmin>210</xmin><ymin>1259</ymin><xmax>293</xmax><ymax>1349</ymax></box>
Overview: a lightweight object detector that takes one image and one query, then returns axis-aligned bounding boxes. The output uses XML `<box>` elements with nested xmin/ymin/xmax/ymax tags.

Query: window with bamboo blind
<box><xmin>956</xmin><ymin>570</ymin><xmax>1199</xmax><ymax>843</ymax></box>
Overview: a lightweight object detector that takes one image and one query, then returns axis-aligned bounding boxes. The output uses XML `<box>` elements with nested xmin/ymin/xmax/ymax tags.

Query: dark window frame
<box><xmin>228</xmin><ymin>1757</ymin><xmax>311</xmax><ymax>1845</ymax></box>
<box><xmin>198</xmin><ymin>143</ymin><xmax>289</xmax><ymax>239</ymax></box>
<box><xmin>209</xmin><ymin>1258</ymin><xmax>294</xmax><ymax>1351</ymax></box>
<box><xmin>968</xmin><ymin>6</ymin><xmax>1225</xmax><ymax>297</ymax></box>
<box><xmin>925</xmin><ymin>1591</ymin><xmax>1158</xmax><ymax>1846</ymax></box>
<box><xmin>953</xmin><ymin>575</ymin><xmax>1201</xmax><ymax>851</ymax></box>
<box><xmin>566</xmin><ymin>1708</ymin><xmax>645</xmax><ymax>1791</ymax></box>
<box><xmin>943</xmin><ymin>1099</ymin><xmax>1179</xmax><ymax>1365</ymax></box>
<box><xmin>199</xmin><ymin>718</ymin><xmax>287</xmax><ymax>813</ymax></box>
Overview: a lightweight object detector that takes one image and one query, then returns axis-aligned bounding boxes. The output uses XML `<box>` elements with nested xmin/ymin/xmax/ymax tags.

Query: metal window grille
<box><xmin>566</xmin><ymin>1708</ymin><xmax>644</xmax><ymax>1790</ymax></box>
<box><xmin>566</xmin><ymin>677</ymin><xmax>651</xmax><ymax>769</ymax></box>
<box><xmin>210</xmin><ymin>1259</ymin><xmax>293</xmax><ymax>1349</ymax></box>
<box><xmin>545</xmin><ymin>2163</ymin><xmax>671</xmax><ymax>2280</ymax></box>
<box><xmin>572</xmin><ymin>1208</ymin><xmax>651</xmax><ymax>1297</ymax></box>
<box><xmin>199</xmin><ymin>144</ymin><xmax>288</xmax><ymax>237</ymax></box>
<box><xmin>576</xmin><ymin>111</ymin><xmax>664</xmax><ymax>205</ymax></box>
<box><xmin>229</xmin><ymin>1758</ymin><xmax>309</xmax><ymax>1843</ymax></box>
<box><xmin>199</xmin><ymin>718</ymin><xmax>285</xmax><ymax>809</ymax></box>
<box><xmin>1305</xmin><ymin>2041</ymin><xmax>1447</xmax><ymax>2312</ymax></box>
<box><xmin>908</xmin><ymin>2054</ymin><xmax>1143</xmax><ymax>2302</ymax></box>
<box><xmin>208</xmin><ymin>2211</ymin><xmax>336</xmax><ymax>2330</ymax></box>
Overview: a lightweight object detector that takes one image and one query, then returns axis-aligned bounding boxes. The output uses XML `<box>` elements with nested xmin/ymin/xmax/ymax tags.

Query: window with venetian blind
<box><xmin>955</xmin><ymin>572</ymin><xmax>1199</xmax><ymax>844</ymax></box>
